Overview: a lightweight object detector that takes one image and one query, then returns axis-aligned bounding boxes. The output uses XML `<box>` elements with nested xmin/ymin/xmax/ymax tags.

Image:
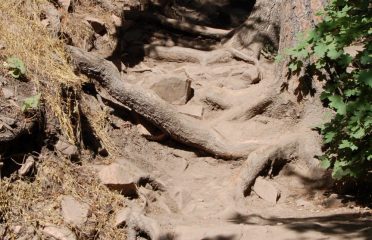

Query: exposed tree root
<box><xmin>116</xmin><ymin>206</ymin><xmax>160</xmax><ymax>240</ymax></box>
<box><xmin>125</xmin><ymin>12</ymin><xmax>231</xmax><ymax>39</ymax></box>
<box><xmin>234</xmin><ymin>139</ymin><xmax>298</xmax><ymax>201</ymax></box>
<box><xmin>144</xmin><ymin>45</ymin><xmax>258</xmax><ymax>66</ymax></box>
<box><xmin>68</xmin><ymin>46</ymin><xmax>261</xmax><ymax>159</ymax></box>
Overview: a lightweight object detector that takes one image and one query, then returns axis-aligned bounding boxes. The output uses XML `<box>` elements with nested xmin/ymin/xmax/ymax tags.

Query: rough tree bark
<box><xmin>233</xmin><ymin>0</ymin><xmax>328</xmax><ymax>198</ymax></box>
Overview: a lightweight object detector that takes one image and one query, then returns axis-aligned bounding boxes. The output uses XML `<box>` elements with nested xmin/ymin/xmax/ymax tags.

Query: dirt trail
<box><xmin>0</xmin><ymin>1</ymin><xmax>371</xmax><ymax>239</ymax></box>
<box><xmin>97</xmin><ymin>52</ymin><xmax>371</xmax><ymax>239</ymax></box>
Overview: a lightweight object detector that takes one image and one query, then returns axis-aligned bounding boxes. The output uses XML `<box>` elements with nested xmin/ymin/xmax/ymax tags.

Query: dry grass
<box><xmin>0</xmin><ymin>0</ymin><xmax>116</xmax><ymax>151</ymax></box>
<box><xmin>0</xmin><ymin>155</ymin><xmax>128</xmax><ymax>239</ymax></box>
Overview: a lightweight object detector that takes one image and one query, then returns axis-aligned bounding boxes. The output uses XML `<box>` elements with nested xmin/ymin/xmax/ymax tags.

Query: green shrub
<box><xmin>284</xmin><ymin>0</ymin><xmax>371</xmax><ymax>179</ymax></box>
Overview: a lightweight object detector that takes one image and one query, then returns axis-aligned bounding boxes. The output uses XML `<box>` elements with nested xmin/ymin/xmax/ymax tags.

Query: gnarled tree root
<box><xmin>234</xmin><ymin>140</ymin><xmax>298</xmax><ymax>201</ymax></box>
<box><xmin>144</xmin><ymin>45</ymin><xmax>258</xmax><ymax>66</ymax></box>
<box><xmin>115</xmin><ymin>207</ymin><xmax>160</xmax><ymax>240</ymax></box>
<box><xmin>68</xmin><ymin>46</ymin><xmax>260</xmax><ymax>159</ymax></box>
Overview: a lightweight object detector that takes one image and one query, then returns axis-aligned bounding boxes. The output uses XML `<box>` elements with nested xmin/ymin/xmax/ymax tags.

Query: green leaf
<box><xmin>351</xmin><ymin>127</ymin><xmax>365</xmax><ymax>139</ymax></box>
<box><xmin>21</xmin><ymin>94</ymin><xmax>41</xmax><ymax>112</ymax></box>
<box><xmin>328</xmin><ymin>95</ymin><xmax>346</xmax><ymax>115</ymax></box>
<box><xmin>359</xmin><ymin>70</ymin><xmax>372</xmax><ymax>87</ymax></box>
<box><xmin>314</xmin><ymin>42</ymin><xmax>329</xmax><ymax>58</ymax></box>
<box><xmin>4</xmin><ymin>56</ymin><xmax>26</xmax><ymax>79</ymax></box>
<box><xmin>324</xmin><ymin>131</ymin><xmax>336</xmax><ymax>143</ymax></box>
<box><xmin>339</xmin><ymin>140</ymin><xmax>358</xmax><ymax>151</ymax></box>
<box><xmin>320</xmin><ymin>156</ymin><xmax>331</xmax><ymax>169</ymax></box>
<box><xmin>288</xmin><ymin>61</ymin><xmax>302</xmax><ymax>72</ymax></box>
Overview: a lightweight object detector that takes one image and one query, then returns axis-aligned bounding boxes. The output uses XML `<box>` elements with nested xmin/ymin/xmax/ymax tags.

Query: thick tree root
<box><xmin>68</xmin><ymin>46</ymin><xmax>260</xmax><ymax>159</ymax></box>
<box><xmin>234</xmin><ymin>139</ymin><xmax>298</xmax><ymax>200</ymax></box>
<box><xmin>125</xmin><ymin>12</ymin><xmax>231</xmax><ymax>39</ymax></box>
<box><xmin>144</xmin><ymin>45</ymin><xmax>258</xmax><ymax>66</ymax></box>
<box><xmin>115</xmin><ymin>206</ymin><xmax>160</xmax><ymax>240</ymax></box>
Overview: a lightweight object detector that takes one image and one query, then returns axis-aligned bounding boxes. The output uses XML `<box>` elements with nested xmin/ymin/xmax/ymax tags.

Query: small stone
<box><xmin>241</xmin><ymin>66</ymin><xmax>260</xmax><ymax>84</ymax></box>
<box><xmin>177</xmin><ymin>104</ymin><xmax>203</xmax><ymax>119</ymax></box>
<box><xmin>42</xmin><ymin>225</ymin><xmax>76</xmax><ymax>240</ymax></box>
<box><xmin>1</xmin><ymin>87</ymin><xmax>14</xmax><ymax>99</ymax></box>
<box><xmin>98</xmin><ymin>163</ymin><xmax>138</xmax><ymax>197</ymax></box>
<box><xmin>0</xmin><ymin>116</ymin><xmax>16</xmax><ymax>127</ymax></box>
<box><xmin>322</xmin><ymin>193</ymin><xmax>343</xmax><ymax>208</ymax></box>
<box><xmin>84</xmin><ymin>17</ymin><xmax>107</xmax><ymax>35</ymax></box>
<box><xmin>58</xmin><ymin>0</ymin><xmax>71</xmax><ymax>11</ymax></box>
<box><xmin>253</xmin><ymin>177</ymin><xmax>281</xmax><ymax>204</ymax></box>
<box><xmin>150</xmin><ymin>76</ymin><xmax>192</xmax><ymax>105</ymax></box>
<box><xmin>61</xmin><ymin>196</ymin><xmax>90</xmax><ymax>226</ymax></box>
<box><xmin>295</xmin><ymin>199</ymin><xmax>313</xmax><ymax>208</ymax></box>
<box><xmin>55</xmin><ymin>140</ymin><xmax>79</xmax><ymax>158</ymax></box>
<box><xmin>111</xmin><ymin>14</ymin><xmax>122</xmax><ymax>27</ymax></box>
<box><xmin>18</xmin><ymin>156</ymin><xmax>35</xmax><ymax>176</ymax></box>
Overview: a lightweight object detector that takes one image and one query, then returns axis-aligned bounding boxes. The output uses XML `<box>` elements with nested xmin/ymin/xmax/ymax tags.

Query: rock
<box><xmin>98</xmin><ymin>163</ymin><xmax>138</xmax><ymax>197</ymax></box>
<box><xmin>55</xmin><ymin>140</ymin><xmax>79</xmax><ymax>158</ymax></box>
<box><xmin>42</xmin><ymin>225</ymin><xmax>76</xmax><ymax>240</ymax></box>
<box><xmin>1</xmin><ymin>87</ymin><xmax>14</xmax><ymax>99</ymax></box>
<box><xmin>18</xmin><ymin>156</ymin><xmax>35</xmax><ymax>176</ymax></box>
<box><xmin>61</xmin><ymin>196</ymin><xmax>90</xmax><ymax>226</ymax></box>
<box><xmin>136</xmin><ymin>124</ymin><xmax>167</xmax><ymax>141</ymax></box>
<box><xmin>84</xmin><ymin>17</ymin><xmax>107</xmax><ymax>36</ymax></box>
<box><xmin>111</xmin><ymin>14</ymin><xmax>122</xmax><ymax>27</ymax></box>
<box><xmin>241</xmin><ymin>66</ymin><xmax>260</xmax><ymax>84</ymax></box>
<box><xmin>177</xmin><ymin>104</ymin><xmax>204</xmax><ymax>119</ymax></box>
<box><xmin>0</xmin><ymin>116</ymin><xmax>16</xmax><ymax>127</ymax></box>
<box><xmin>252</xmin><ymin>177</ymin><xmax>281</xmax><ymax>204</ymax></box>
<box><xmin>58</xmin><ymin>0</ymin><xmax>71</xmax><ymax>11</ymax></box>
<box><xmin>41</xmin><ymin>3</ymin><xmax>61</xmax><ymax>37</ymax></box>
<box><xmin>322</xmin><ymin>193</ymin><xmax>344</xmax><ymax>208</ymax></box>
<box><xmin>150</xmin><ymin>76</ymin><xmax>192</xmax><ymax>105</ymax></box>
<box><xmin>115</xmin><ymin>208</ymin><xmax>132</xmax><ymax>227</ymax></box>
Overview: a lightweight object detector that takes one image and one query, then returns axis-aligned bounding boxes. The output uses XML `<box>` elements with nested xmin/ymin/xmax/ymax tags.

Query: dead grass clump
<box><xmin>0</xmin><ymin>155</ymin><xmax>127</xmax><ymax>239</ymax></box>
<box><xmin>0</xmin><ymin>0</ymin><xmax>82</xmax><ymax>143</ymax></box>
<box><xmin>0</xmin><ymin>0</ymin><xmax>115</xmax><ymax>152</ymax></box>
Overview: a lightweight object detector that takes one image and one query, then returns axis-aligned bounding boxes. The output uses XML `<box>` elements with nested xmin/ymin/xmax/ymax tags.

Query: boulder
<box><xmin>150</xmin><ymin>76</ymin><xmax>192</xmax><ymax>105</ymax></box>
<box><xmin>252</xmin><ymin>177</ymin><xmax>281</xmax><ymax>204</ymax></box>
<box><xmin>61</xmin><ymin>196</ymin><xmax>90</xmax><ymax>226</ymax></box>
<box><xmin>42</xmin><ymin>225</ymin><xmax>76</xmax><ymax>240</ymax></box>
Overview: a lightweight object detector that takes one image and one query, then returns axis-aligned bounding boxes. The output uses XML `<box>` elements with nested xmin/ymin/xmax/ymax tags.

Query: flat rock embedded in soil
<box><xmin>150</xmin><ymin>76</ymin><xmax>192</xmax><ymax>105</ymax></box>
<box><xmin>253</xmin><ymin>177</ymin><xmax>281</xmax><ymax>204</ymax></box>
<box><xmin>42</xmin><ymin>225</ymin><xmax>76</xmax><ymax>240</ymax></box>
<box><xmin>1</xmin><ymin>87</ymin><xmax>14</xmax><ymax>99</ymax></box>
<box><xmin>177</xmin><ymin>104</ymin><xmax>204</xmax><ymax>119</ymax></box>
<box><xmin>55</xmin><ymin>140</ymin><xmax>79</xmax><ymax>158</ymax></box>
<box><xmin>98</xmin><ymin>162</ymin><xmax>144</xmax><ymax>197</ymax></box>
<box><xmin>61</xmin><ymin>195</ymin><xmax>90</xmax><ymax>226</ymax></box>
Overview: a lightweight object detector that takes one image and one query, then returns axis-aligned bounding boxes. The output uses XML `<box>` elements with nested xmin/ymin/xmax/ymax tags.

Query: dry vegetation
<box><xmin>0</xmin><ymin>154</ymin><xmax>128</xmax><ymax>239</ymax></box>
